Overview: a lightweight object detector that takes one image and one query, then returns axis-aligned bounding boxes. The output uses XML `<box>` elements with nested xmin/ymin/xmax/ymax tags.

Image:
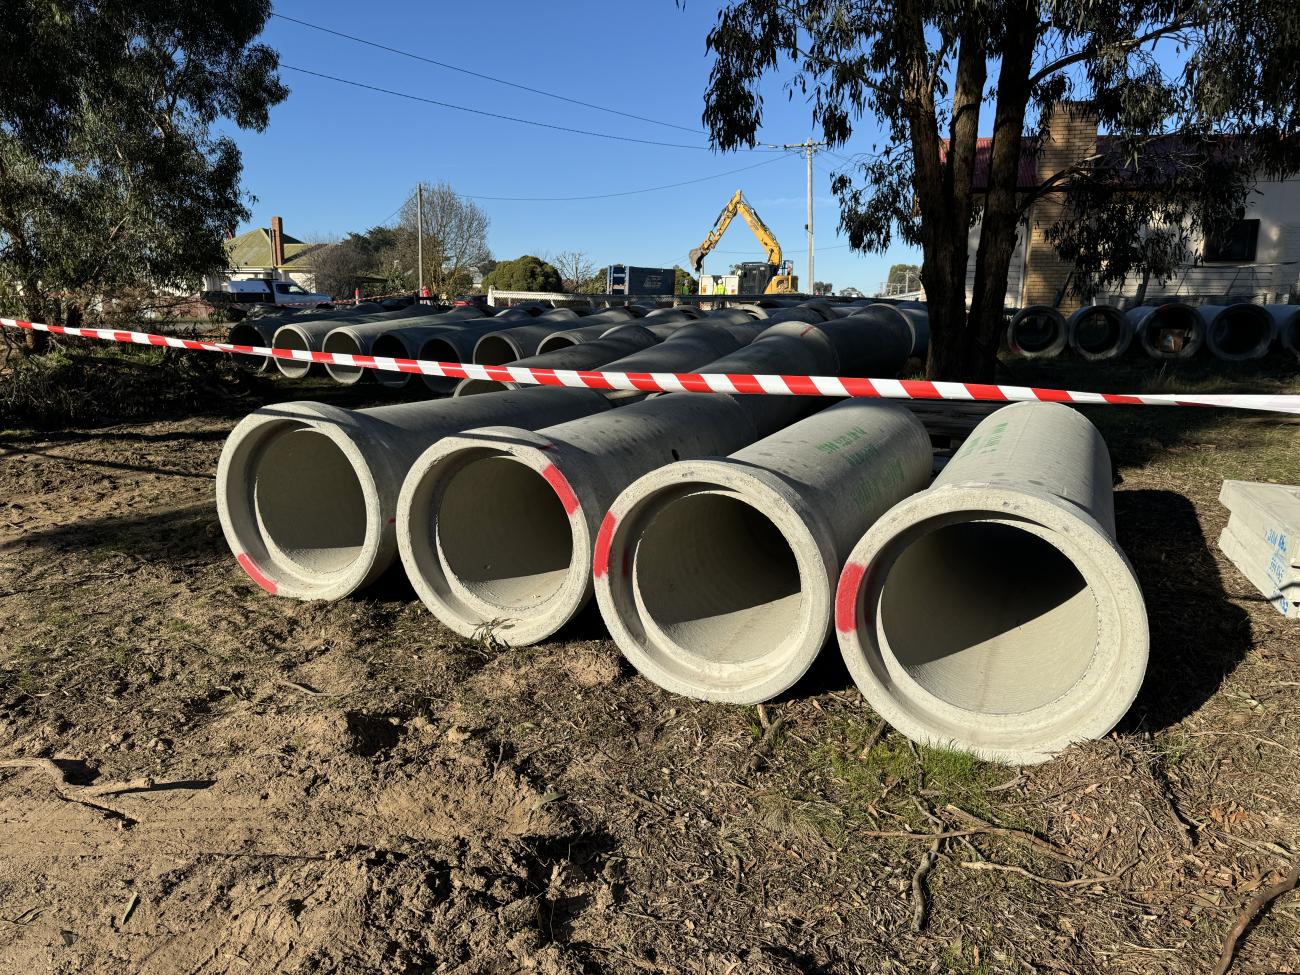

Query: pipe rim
<box><xmin>836</xmin><ymin>485</ymin><xmax>1148</xmax><ymax>764</ymax></box>
<box><xmin>417</xmin><ymin>335</ymin><xmax>465</xmax><ymax>393</ymax></box>
<box><xmin>474</xmin><ymin>333</ymin><xmax>526</xmax><ymax>365</ymax></box>
<box><xmin>1007</xmin><ymin>306</ymin><xmax>1068</xmax><ymax>358</ymax></box>
<box><xmin>594</xmin><ymin>460</ymin><xmax>836</xmax><ymax>704</ymax></box>
<box><xmin>215</xmin><ymin>403</ymin><xmax>385</xmax><ymax>600</ymax></box>
<box><xmin>271</xmin><ymin>325</ymin><xmax>316</xmax><ymax>378</ymax></box>
<box><xmin>397</xmin><ymin>432</ymin><xmax>593</xmax><ymax>644</ymax></box>
<box><xmin>322</xmin><ymin>329</ymin><xmax>367</xmax><ymax>384</ymax></box>
<box><xmin>227</xmin><ymin>322</ymin><xmax>273</xmax><ymax>372</ymax></box>
<box><xmin>1067</xmin><ymin>306</ymin><xmax>1132</xmax><ymax>360</ymax></box>
<box><xmin>1204</xmin><ymin>304</ymin><xmax>1276</xmax><ymax>361</ymax></box>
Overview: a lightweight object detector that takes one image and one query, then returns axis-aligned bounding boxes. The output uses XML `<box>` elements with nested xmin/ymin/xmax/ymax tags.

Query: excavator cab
<box><xmin>690</xmin><ymin>190</ymin><xmax>799</xmax><ymax>295</ymax></box>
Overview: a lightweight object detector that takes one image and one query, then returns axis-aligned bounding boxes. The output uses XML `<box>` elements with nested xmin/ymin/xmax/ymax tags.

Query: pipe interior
<box><xmin>274</xmin><ymin>329</ymin><xmax>312</xmax><ymax>378</ymax></box>
<box><xmin>877</xmin><ymin>521</ymin><xmax>1099</xmax><ymax>715</ymax></box>
<box><xmin>254</xmin><ymin>427</ymin><xmax>367</xmax><ymax>575</ymax></box>
<box><xmin>1211</xmin><ymin>309</ymin><xmax>1271</xmax><ymax>356</ymax></box>
<box><xmin>1074</xmin><ymin>310</ymin><xmax>1121</xmax><ymax>354</ymax></box>
<box><xmin>536</xmin><ymin>335</ymin><xmax>578</xmax><ymax>354</ymax></box>
<box><xmin>634</xmin><ymin>492</ymin><xmax>801</xmax><ymax>665</ymax></box>
<box><xmin>369</xmin><ymin>334</ymin><xmax>413</xmax><ymax>387</ymax></box>
<box><xmin>455</xmin><ymin>379</ymin><xmax>507</xmax><ymax>397</ymax></box>
<box><xmin>323</xmin><ymin>331</ymin><xmax>363</xmax><ymax>381</ymax></box>
<box><xmin>1013</xmin><ymin>312</ymin><xmax>1061</xmax><ymax>353</ymax></box>
<box><xmin>435</xmin><ymin>456</ymin><xmax>573</xmax><ymax>609</ymax></box>
<box><xmin>227</xmin><ymin>324</ymin><xmax>269</xmax><ymax>370</ymax></box>
<box><xmin>1143</xmin><ymin>306</ymin><xmax>1199</xmax><ymax>353</ymax></box>
<box><xmin>475</xmin><ymin>336</ymin><xmax>520</xmax><ymax>365</ymax></box>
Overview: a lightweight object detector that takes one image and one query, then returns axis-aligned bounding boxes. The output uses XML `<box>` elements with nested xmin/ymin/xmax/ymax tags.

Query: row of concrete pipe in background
<box><xmin>218</xmin><ymin>298</ymin><xmax>1150</xmax><ymax>766</ymax></box>
<box><xmin>1008</xmin><ymin>300</ymin><xmax>1300</xmax><ymax>361</ymax></box>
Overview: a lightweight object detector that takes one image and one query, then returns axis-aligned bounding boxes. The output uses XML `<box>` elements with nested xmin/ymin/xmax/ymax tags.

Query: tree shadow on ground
<box><xmin>2</xmin><ymin>501</ymin><xmax>221</xmax><ymax>566</ymax></box>
<box><xmin>1114</xmin><ymin>489</ymin><xmax>1252</xmax><ymax>733</ymax></box>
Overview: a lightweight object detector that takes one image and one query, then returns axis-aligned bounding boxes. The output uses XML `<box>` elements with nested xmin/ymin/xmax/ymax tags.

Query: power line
<box><xmin>459</xmin><ymin>153</ymin><xmax>795</xmax><ymax>202</ymax></box>
<box><xmin>280</xmin><ymin>64</ymin><xmax>763</xmax><ymax>151</ymax></box>
<box><xmin>272</xmin><ymin>12</ymin><xmax>704</xmax><ymax>136</ymax></box>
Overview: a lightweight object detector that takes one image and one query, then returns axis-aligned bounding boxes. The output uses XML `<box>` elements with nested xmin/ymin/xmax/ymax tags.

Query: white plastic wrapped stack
<box><xmin>1218</xmin><ymin>480</ymin><xmax>1300</xmax><ymax>620</ymax></box>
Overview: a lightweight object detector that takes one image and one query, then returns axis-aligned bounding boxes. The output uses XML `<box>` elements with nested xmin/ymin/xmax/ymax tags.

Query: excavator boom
<box><xmin>689</xmin><ymin>190</ymin><xmax>784</xmax><ymax>273</ymax></box>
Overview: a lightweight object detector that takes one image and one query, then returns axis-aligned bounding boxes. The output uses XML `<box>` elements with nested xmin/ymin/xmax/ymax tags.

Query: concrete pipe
<box><xmin>1200</xmin><ymin>303</ymin><xmax>1277</xmax><ymax>361</ymax></box>
<box><xmin>1006</xmin><ymin>305</ymin><xmax>1068</xmax><ymax>358</ymax></box>
<box><xmin>857</xmin><ymin>303</ymin><xmax>931</xmax><ymax>359</ymax></box>
<box><xmin>453</xmin><ymin>326</ymin><xmax>662</xmax><ymax>396</ymax></box>
<box><xmin>398</xmin><ymin>392</ymin><xmax>774</xmax><ymax>645</ymax></box>
<box><xmin>533</xmin><ymin>309</ymin><xmax>646</xmax><ymax>354</ymax></box>
<box><xmin>227</xmin><ymin>319</ymin><xmax>280</xmax><ymax>373</ymax></box>
<box><xmin>1067</xmin><ymin>305</ymin><xmax>1132</xmax><ymax>361</ymax></box>
<box><xmin>270</xmin><ymin>306</ymin><xmax>436</xmax><ymax>379</ymax></box>
<box><xmin>1129</xmin><ymin>303</ymin><xmax>1204</xmax><ymax>359</ymax></box>
<box><xmin>215</xmin><ymin>386</ymin><xmax>611</xmax><ymax>601</ymax></box>
<box><xmin>1268</xmin><ymin>305</ymin><xmax>1300</xmax><ymax>360</ymax></box>
<box><xmin>472</xmin><ymin>309</ymin><xmax>587</xmax><ymax>365</ymax></box>
<box><xmin>594</xmin><ymin>400</ymin><xmax>933</xmax><ymax>703</ymax></box>
<box><xmin>647</xmin><ymin>305</ymin><xmax>702</xmax><ymax>321</ymax></box>
<box><xmin>371</xmin><ymin>319</ymin><xmax>516</xmax><ymax>393</ymax></box>
<box><xmin>700</xmin><ymin>308</ymin><xmax>762</xmax><ymax>327</ymax></box>
<box><xmin>322</xmin><ymin>308</ymin><xmax>485</xmax><ymax>385</ymax></box>
<box><xmin>836</xmin><ymin>402</ymin><xmax>1149</xmax><ymax>765</ymax></box>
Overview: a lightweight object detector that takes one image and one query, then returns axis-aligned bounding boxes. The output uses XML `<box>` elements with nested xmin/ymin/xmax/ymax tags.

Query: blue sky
<box><xmin>227</xmin><ymin>1</ymin><xmax>925</xmax><ymax>294</ymax></box>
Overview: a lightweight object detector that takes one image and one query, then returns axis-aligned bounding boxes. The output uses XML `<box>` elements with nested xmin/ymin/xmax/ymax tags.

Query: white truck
<box><xmin>205</xmin><ymin>279</ymin><xmax>333</xmax><ymax>316</ymax></box>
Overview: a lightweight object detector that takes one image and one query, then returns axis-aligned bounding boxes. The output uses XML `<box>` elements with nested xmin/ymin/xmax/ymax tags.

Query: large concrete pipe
<box><xmin>836</xmin><ymin>402</ymin><xmax>1149</xmax><ymax>765</ymax></box>
<box><xmin>215</xmin><ymin>386</ymin><xmax>611</xmax><ymax>602</ymax></box>
<box><xmin>593</xmin><ymin>400</ymin><xmax>932</xmax><ymax>703</ymax></box>
<box><xmin>271</xmin><ymin>306</ymin><xmax>437</xmax><ymax>379</ymax></box>
<box><xmin>472</xmin><ymin>310</ymin><xmax>589</xmax><ymax>365</ymax></box>
<box><xmin>323</xmin><ymin>307</ymin><xmax>485</xmax><ymax>385</ymax></box>
<box><xmin>699</xmin><ymin>307</ymin><xmax>762</xmax><ymax>327</ymax></box>
<box><xmin>1067</xmin><ymin>305</ymin><xmax>1132</xmax><ymax>360</ymax></box>
<box><xmin>1200</xmin><ymin>303</ymin><xmax>1277</xmax><ymax>361</ymax></box>
<box><xmin>411</xmin><ymin>309</ymin><xmax>582</xmax><ymax>393</ymax></box>
<box><xmin>227</xmin><ymin>318</ymin><xmax>280</xmax><ymax>373</ymax></box>
<box><xmin>647</xmin><ymin>305</ymin><xmax>702</xmax><ymax>321</ymax></box>
<box><xmin>454</xmin><ymin>319</ymin><xmax>766</xmax><ymax>398</ymax></box>
<box><xmin>531</xmin><ymin>309</ymin><xmax>648</xmax><ymax>354</ymax></box>
<box><xmin>857</xmin><ymin>303</ymin><xmax>930</xmax><ymax>359</ymax></box>
<box><xmin>371</xmin><ymin>318</ymin><xmax>515</xmax><ymax>392</ymax></box>
<box><xmin>1006</xmin><ymin>305</ymin><xmax>1068</xmax><ymax>358</ymax></box>
<box><xmin>452</xmin><ymin>326</ymin><xmax>662</xmax><ymax>396</ymax></box>
<box><xmin>1129</xmin><ymin>302</ymin><xmax>1204</xmax><ymax>358</ymax></box>
<box><xmin>399</xmin><ymin>392</ymin><xmax>781</xmax><ymax>645</ymax></box>
<box><xmin>1269</xmin><ymin>305</ymin><xmax>1300</xmax><ymax>360</ymax></box>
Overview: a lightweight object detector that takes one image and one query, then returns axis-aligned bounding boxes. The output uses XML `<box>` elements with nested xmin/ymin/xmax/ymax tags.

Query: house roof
<box><xmin>224</xmin><ymin>227</ymin><xmax>324</xmax><ymax>269</ymax></box>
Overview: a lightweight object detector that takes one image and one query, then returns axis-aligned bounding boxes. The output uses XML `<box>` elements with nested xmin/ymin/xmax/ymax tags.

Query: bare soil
<box><xmin>2</xmin><ymin>363</ymin><xmax>1299</xmax><ymax>975</ymax></box>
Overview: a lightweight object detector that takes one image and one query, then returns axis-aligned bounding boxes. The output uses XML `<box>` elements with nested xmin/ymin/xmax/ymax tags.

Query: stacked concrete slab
<box><xmin>1218</xmin><ymin>480</ymin><xmax>1300</xmax><ymax>620</ymax></box>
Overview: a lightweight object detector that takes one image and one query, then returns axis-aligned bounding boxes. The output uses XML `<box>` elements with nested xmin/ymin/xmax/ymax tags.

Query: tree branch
<box><xmin>1027</xmin><ymin>22</ymin><xmax>1194</xmax><ymax>89</ymax></box>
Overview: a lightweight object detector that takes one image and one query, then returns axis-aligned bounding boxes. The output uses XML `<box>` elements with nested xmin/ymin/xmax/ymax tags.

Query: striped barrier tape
<box><xmin>4</xmin><ymin>317</ymin><xmax>1299</xmax><ymax>415</ymax></box>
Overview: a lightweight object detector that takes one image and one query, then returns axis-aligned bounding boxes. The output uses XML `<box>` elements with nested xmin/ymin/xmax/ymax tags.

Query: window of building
<box><xmin>1203</xmin><ymin>219</ymin><xmax>1260</xmax><ymax>262</ymax></box>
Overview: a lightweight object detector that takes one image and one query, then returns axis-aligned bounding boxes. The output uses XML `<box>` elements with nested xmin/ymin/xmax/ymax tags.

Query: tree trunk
<box><xmin>963</xmin><ymin>8</ymin><xmax>1039</xmax><ymax>382</ymax></box>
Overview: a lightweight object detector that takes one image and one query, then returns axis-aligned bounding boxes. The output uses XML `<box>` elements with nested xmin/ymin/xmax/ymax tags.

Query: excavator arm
<box><xmin>689</xmin><ymin>190</ymin><xmax>783</xmax><ymax>273</ymax></box>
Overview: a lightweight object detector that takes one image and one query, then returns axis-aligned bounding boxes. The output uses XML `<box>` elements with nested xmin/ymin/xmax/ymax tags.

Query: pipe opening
<box><xmin>274</xmin><ymin>329</ymin><xmax>313</xmax><ymax>378</ymax></box>
<box><xmin>370</xmin><ymin>334</ymin><xmax>413</xmax><ymax>387</ymax></box>
<box><xmin>536</xmin><ymin>334</ymin><xmax>578</xmax><ymax>354</ymax></box>
<box><xmin>475</xmin><ymin>336</ymin><xmax>520</xmax><ymax>365</ymax></box>
<box><xmin>435</xmin><ymin>456</ymin><xmax>573</xmax><ymax>609</ymax></box>
<box><xmin>1073</xmin><ymin>311</ymin><xmax>1122</xmax><ymax>355</ymax></box>
<box><xmin>634</xmin><ymin>493</ymin><xmax>801</xmax><ymax>665</ymax></box>
<box><xmin>323</xmin><ymin>331</ymin><xmax>363</xmax><ymax>382</ymax></box>
<box><xmin>254</xmin><ymin>427</ymin><xmax>367</xmax><ymax>575</ymax></box>
<box><xmin>1210</xmin><ymin>308</ymin><xmax>1272</xmax><ymax>357</ymax></box>
<box><xmin>1011</xmin><ymin>312</ymin><xmax>1062</xmax><ymax>354</ymax></box>
<box><xmin>1140</xmin><ymin>306</ymin><xmax>1200</xmax><ymax>355</ymax></box>
<box><xmin>455</xmin><ymin>379</ymin><xmax>507</xmax><ymax>397</ymax></box>
<box><xmin>228</xmin><ymin>323</ymin><xmax>269</xmax><ymax>370</ymax></box>
<box><xmin>878</xmin><ymin>521</ymin><xmax>1099</xmax><ymax>715</ymax></box>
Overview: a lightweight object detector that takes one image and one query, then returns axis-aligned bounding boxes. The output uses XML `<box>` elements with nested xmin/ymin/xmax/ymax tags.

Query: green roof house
<box><xmin>208</xmin><ymin>216</ymin><xmax>325</xmax><ymax>292</ymax></box>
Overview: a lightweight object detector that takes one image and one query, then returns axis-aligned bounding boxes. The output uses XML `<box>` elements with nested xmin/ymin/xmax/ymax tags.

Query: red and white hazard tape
<box><xmin>5</xmin><ymin>317</ymin><xmax>1299</xmax><ymax>415</ymax></box>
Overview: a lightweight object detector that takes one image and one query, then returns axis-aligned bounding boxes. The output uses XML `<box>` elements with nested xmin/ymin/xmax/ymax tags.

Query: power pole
<box><xmin>782</xmin><ymin>139</ymin><xmax>827</xmax><ymax>293</ymax></box>
<box><xmin>416</xmin><ymin>183</ymin><xmax>424</xmax><ymax>297</ymax></box>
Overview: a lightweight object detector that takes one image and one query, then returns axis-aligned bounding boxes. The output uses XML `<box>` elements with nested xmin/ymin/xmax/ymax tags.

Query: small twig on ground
<box><xmin>0</xmin><ymin>758</ymin><xmax>137</xmax><ymax>826</ymax></box>
<box><xmin>958</xmin><ymin>859</ymin><xmax>1134</xmax><ymax>890</ymax></box>
<box><xmin>747</xmin><ymin>715</ymin><xmax>787</xmax><ymax>772</ymax></box>
<box><xmin>1212</xmin><ymin>857</ymin><xmax>1300</xmax><ymax>975</ymax></box>
<box><xmin>985</xmin><ymin>773</ymin><xmax>1027</xmax><ymax>794</ymax></box>
<box><xmin>944</xmin><ymin>804</ymin><xmax>1091</xmax><ymax>870</ymax></box>
<box><xmin>911</xmin><ymin>832</ymin><xmax>943</xmax><ymax>932</ymax></box>
<box><xmin>858</xmin><ymin>718</ymin><xmax>888</xmax><ymax>760</ymax></box>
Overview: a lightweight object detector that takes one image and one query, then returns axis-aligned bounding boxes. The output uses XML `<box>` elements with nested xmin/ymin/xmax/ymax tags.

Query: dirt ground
<box><xmin>2</xmin><ymin>362</ymin><xmax>1299</xmax><ymax>975</ymax></box>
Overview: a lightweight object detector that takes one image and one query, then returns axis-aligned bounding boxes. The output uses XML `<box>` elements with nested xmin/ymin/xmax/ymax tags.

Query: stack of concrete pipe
<box><xmin>216</xmin><ymin>296</ymin><xmax>1155</xmax><ymax>763</ymax></box>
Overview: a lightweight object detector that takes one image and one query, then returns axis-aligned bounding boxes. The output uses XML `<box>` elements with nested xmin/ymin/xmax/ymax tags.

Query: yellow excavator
<box><xmin>689</xmin><ymin>190</ymin><xmax>798</xmax><ymax>295</ymax></box>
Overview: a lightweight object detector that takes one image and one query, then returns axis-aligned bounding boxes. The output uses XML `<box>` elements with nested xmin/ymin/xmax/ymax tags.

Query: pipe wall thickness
<box><xmin>215</xmin><ymin>386</ymin><xmax>611</xmax><ymax>601</ymax></box>
<box><xmin>1006</xmin><ymin>305</ymin><xmax>1068</xmax><ymax>358</ymax></box>
<box><xmin>1067</xmin><ymin>305</ymin><xmax>1132</xmax><ymax>360</ymax></box>
<box><xmin>836</xmin><ymin>401</ymin><xmax>1149</xmax><ymax>765</ymax></box>
<box><xmin>1200</xmin><ymin>303</ymin><xmax>1277</xmax><ymax>361</ymax></box>
<box><xmin>594</xmin><ymin>400</ymin><xmax>932</xmax><ymax>704</ymax></box>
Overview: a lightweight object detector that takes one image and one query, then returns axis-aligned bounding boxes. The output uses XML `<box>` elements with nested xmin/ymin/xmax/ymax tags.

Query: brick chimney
<box><xmin>1021</xmin><ymin>103</ymin><xmax>1098</xmax><ymax>313</ymax></box>
<box><xmin>270</xmin><ymin>216</ymin><xmax>286</xmax><ymax>269</ymax></box>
